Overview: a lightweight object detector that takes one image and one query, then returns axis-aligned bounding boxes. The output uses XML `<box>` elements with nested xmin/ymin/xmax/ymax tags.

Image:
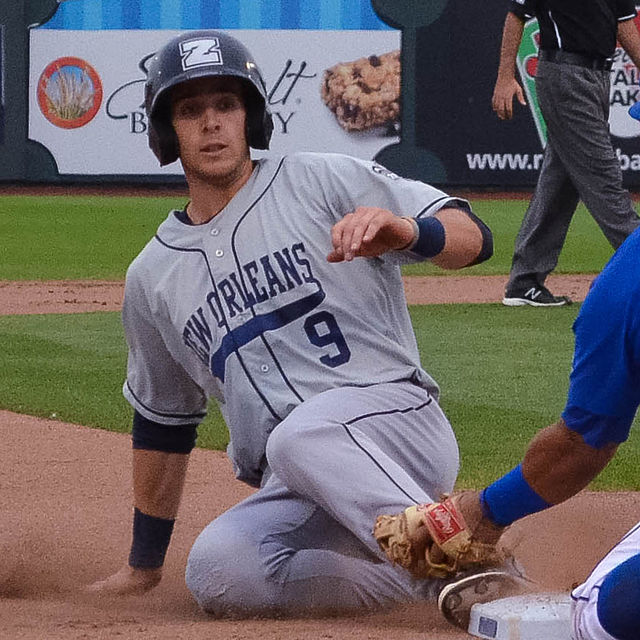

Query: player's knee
<box><xmin>265</xmin><ymin>415</ymin><xmax>311</xmax><ymax>473</ymax></box>
<box><xmin>186</xmin><ymin>522</ymin><xmax>276</xmax><ymax>616</ymax></box>
<box><xmin>185</xmin><ymin>531</ymin><xmax>235</xmax><ymax>614</ymax></box>
<box><xmin>594</xmin><ymin>553</ymin><xmax>640</xmax><ymax>640</ymax></box>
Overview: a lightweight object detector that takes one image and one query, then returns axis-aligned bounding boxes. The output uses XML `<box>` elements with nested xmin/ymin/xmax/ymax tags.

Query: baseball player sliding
<box><xmin>375</xmin><ymin>229</ymin><xmax>640</xmax><ymax>637</ymax></box>
<box><xmin>87</xmin><ymin>30</ymin><xmax>494</xmax><ymax>615</ymax></box>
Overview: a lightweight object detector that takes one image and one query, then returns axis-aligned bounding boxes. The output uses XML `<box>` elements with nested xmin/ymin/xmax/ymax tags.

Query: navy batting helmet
<box><xmin>144</xmin><ymin>30</ymin><xmax>274</xmax><ymax>165</ymax></box>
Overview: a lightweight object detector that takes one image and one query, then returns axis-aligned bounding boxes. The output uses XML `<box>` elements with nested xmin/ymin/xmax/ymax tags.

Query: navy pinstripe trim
<box><xmin>229</xmin><ymin>156</ymin><xmax>306</xmax><ymax>403</ymax></box>
<box><xmin>126</xmin><ymin>381</ymin><xmax>207</xmax><ymax>420</ymax></box>
<box><xmin>344</xmin><ymin>398</ymin><xmax>432</xmax><ymax>426</ymax></box>
<box><xmin>415</xmin><ymin>196</ymin><xmax>449</xmax><ymax>219</ymax></box>
<box><xmin>152</xmin><ymin>235</ymin><xmax>281</xmax><ymax>421</ymax></box>
<box><xmin>619</xmin><ymin>521</ymin><xmax>640</xmax><ymax>542</ymax></box>
<box><xmin>415</xmin><ymin>196</ymin><xmax>470</xmax><ymax>220</ymax></box>
<box><xmin>341</xmin><ymin>398</ymin><xmax>433</xmax><ymax>504</ymax></box>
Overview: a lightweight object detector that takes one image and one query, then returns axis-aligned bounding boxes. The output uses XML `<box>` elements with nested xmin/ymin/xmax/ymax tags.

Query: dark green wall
<box><xmin>0</xmin><ymin>0</ymin><xmax>59</xmax><ymax>181</ymax></box>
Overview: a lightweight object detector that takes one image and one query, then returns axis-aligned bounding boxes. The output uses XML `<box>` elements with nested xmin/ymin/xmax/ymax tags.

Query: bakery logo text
<box><xmin>267</xmin><ymin>60</ymin><xmax>317</xmax><ymax>134</ymax></box>
<box><xmin>105</xmin><ymin>55</ymin><xmax>316</xmax><ymax>137</ymax></box>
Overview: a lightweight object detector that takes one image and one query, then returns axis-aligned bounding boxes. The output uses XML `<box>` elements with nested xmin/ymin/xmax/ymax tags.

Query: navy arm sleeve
<box><xmin>132</xmin><ymin>410</ymin><xmax>198</xmax><ymax>454</ymax></box>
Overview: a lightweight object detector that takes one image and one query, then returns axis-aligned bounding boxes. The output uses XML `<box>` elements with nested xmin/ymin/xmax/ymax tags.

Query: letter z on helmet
<box><xmin>144</xmin><ymin>30</ymin><xmax>274</xmax><ymax>165</ymax></box>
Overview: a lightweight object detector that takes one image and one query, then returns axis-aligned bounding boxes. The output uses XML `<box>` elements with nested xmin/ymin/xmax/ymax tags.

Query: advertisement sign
<box><xmin>407</xmin><ymin>2</ymin><xmax>640</xmax><ymax>186</ymax></box>
<box><xmin>609</xmin><ymin>15</ymin><xmax>640</xmax><ymax>172</ymax></box>
<box><xmin>516</xmin><ymin>15</ymin><xmax>640</xmax><ymax>150</ymax></box>
<box><xmin>29</xmin><ymin>29</ymin><xmax>400</xmax><ymax>175</ymax></box>
<box><xmin>515</xmin><ymin>19</ymin><xmax>546</xmax><ymax>148</ymax></box>
<box><xmin>512</xmin><ymin>15</ymin><xmax>640</xmax><ymax>177</ymax></box>
<box><xmin>24</xmin><ymin>1</ymin><xmax>640</xmax><ymax>185</ymax></box>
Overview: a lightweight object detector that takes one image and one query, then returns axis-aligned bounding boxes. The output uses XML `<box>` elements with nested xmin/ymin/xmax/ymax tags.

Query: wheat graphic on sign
<box><xmin>43</xmin><ymin>64</ymin><xmax>95</xmax><ymax>120</ymax></box>
<box><xmin>37</xmin><ymin>56</ymin><xmax>103</xmax><ymax>129</ymax></box>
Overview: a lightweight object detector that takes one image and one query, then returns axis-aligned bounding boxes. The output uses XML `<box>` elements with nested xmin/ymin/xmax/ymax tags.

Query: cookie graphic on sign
<box><xmin>321</xmin><ymin>50</ymin><xmax>400</xmax><ymax>132</ymax></box>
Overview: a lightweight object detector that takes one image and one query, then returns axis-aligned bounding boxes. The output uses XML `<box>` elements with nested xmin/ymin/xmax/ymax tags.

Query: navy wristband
<box><xmin>128</xmin><ymin>508</ymin><xmax>175</xmax><ymax>569</ymax></box>
<box><xmin>480</xmin><ymin>464</ymin><xmax>551</xmax><ymax>527</ymax></box>
<box><xmin>412</xmin><ymin>216</ymin><xmax>446</xmax><ymax>258</ymax></box>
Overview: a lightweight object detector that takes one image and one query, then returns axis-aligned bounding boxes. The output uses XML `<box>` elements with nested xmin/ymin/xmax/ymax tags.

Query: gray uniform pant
<box><xmin>184</xmin><ymin>381</ymin><xmax>459</xmax><ymax>616</ymax></box>
<box><xmin>507</xmin><ymin>58</ymin><xmax>640</xmax><ymax>291</ymax></box>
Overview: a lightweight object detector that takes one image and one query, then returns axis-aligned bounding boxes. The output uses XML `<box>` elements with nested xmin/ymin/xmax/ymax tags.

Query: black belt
<box><xmin>539</xmin><ymin>49</ymin><xmax>613</xmax><ymax>71</ymax></box>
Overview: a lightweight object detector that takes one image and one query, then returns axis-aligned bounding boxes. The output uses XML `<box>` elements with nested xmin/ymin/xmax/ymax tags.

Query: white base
<box><xmin>468</xmin><ymin>593</ymin><xmax>572</xmax><ymax>640</ymax></box>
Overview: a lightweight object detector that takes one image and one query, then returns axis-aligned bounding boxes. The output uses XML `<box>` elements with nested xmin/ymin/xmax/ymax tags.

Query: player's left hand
<box><xmin>83</xmin><ymin>564</ymin><xmax>162</xmax><ymax>597</ymax></box>
<box><xmin>327</xmin><ymin>206</ymin><xmax>415</xmax><ymax>263</ymax></box>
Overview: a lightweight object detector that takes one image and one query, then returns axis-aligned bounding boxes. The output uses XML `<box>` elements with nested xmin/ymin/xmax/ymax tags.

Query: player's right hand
<box><xmin>492</xmin><ymin>77</ymin><xmax>526</xmax><ymax>120</ymax></box>
<box><xmin>327</xmin><ymin>206</ymin><xmax>415</xmax><ymax>263</ymax></box>
<box><xmin>83</xmin><ymin>564</ymin><xmax>162</xmax><ymax>596</ymax></box>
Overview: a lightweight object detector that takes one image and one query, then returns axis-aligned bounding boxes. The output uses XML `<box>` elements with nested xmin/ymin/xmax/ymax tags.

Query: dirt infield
<box><xmin>3</xmin><ymin>409</ymin><xmax>639</xmax><ymax>640</ymax></box>
<box><xmin>0</xmin><ymin>273</ymin><xmax>595</xmax><ymax>314</ymax></box>
<box><xmin>1</xmin><ymin>275</ymin><xmax>634</xmax><ymax>640</ymax></box>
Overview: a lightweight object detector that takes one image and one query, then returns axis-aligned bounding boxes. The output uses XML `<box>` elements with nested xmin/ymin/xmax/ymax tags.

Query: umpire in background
<box><xmin>493</xmin><ymin>0</ymin><xmax>640</xmax><ymax>307</ymax></box>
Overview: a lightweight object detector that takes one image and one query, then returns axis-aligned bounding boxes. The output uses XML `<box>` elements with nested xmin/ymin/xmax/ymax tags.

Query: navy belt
<box><xmin>540</xmin><ymin>49</ymin><xmax>613</xmax><ymax>71</ymax></box>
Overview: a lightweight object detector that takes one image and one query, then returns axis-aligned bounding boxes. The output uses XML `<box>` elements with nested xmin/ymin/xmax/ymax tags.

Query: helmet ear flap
<box><xmin>243</xmin><ymin>79</ymin><xmax>273</xmax><ymax>150</ymax></box>
<box><xmin>149</xmin><ymin>119</ymin><xmax>180</xmax><ymax>166</ymax></box>
<box><xmin>247</xmin><ymin>107</ymin><xmax>274</xmax><ymax>150</ymax></box>
<box><xmin>147</xmin><ymin>91</ymin><xmax>179</xmax><ymax>166</ymax></box>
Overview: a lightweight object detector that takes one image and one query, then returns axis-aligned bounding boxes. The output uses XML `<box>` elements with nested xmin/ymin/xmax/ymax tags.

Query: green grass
<box><xmin>414</xmin><ymin>304</ymin><xmax>576</xmax><ymax>486</ymax></box>
<box><xmin>0</xmin><ymin>312</ymin><xmax>227</xmax><ymax>450</ymax></box>
<box><xmin>1</xmin><ymin>193</ymin><xmax>635</xmax><ymax>490</ymax></box>
<box><xmin>1</xmin><ymin>306</ymin><xmax>637</xmax><ymax>490</ymax></box>
<box><xmin>403</xmin><ymin>200</ymin><xmax>618</xmax><ymax>276</ymax></box>
<box><xmin>411</xmin><ymin>305</ymin><xmax>640</xmax><ymax>490</ymax></box>
<box><xmin>0</xmin><ymin>195</ymin><xmax>623</xmax><ymax>279</ymax></box>
<box><xmin>0</xmin><ymin>195</ymin><xmax>185</xmax><ymax>280</ymax></box>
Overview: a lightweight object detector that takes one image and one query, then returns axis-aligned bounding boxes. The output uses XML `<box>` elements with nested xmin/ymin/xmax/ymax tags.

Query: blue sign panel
<box><xmin>41</xmin><ymin>0</ymin><xmax>391</xmax><ymax>31</ymax></box>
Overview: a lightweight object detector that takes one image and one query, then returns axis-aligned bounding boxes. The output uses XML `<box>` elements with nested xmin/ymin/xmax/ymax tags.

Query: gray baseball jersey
<box><xmin>122</xmin><ymin>151</ymin><xmax>467</xmax><ymax>487</ymax></box>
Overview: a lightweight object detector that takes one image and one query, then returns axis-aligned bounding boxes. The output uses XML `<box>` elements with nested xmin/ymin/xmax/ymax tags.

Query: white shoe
<box><xmin>437</xmin><ymin>570</ymin><xmax>532</xmax><ymax>630</ymax></box>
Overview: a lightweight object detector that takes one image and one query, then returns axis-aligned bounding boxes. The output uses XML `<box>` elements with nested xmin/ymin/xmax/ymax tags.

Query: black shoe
<box><xmin>502</xmin><ymin>284</ymin><xmax>572</xmax><ymax>307</ymax></box>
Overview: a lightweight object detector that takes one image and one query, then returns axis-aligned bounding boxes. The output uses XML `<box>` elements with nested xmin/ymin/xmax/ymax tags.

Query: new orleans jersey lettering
<box><xmin>182</xmin><ymin>241</ymin><xmax>324</xmax><ymax>380</ymax></box>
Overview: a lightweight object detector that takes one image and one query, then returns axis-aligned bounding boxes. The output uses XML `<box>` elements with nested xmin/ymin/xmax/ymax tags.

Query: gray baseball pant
<box><xmin>185</xmin><ymin>381</ymin><xmax>459</xmax><ymax>616</ymax></box>
<box><xmin>508</xmin><ymin>58</ymin><xmax>640</xmax><ymax>291</ymax></box>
